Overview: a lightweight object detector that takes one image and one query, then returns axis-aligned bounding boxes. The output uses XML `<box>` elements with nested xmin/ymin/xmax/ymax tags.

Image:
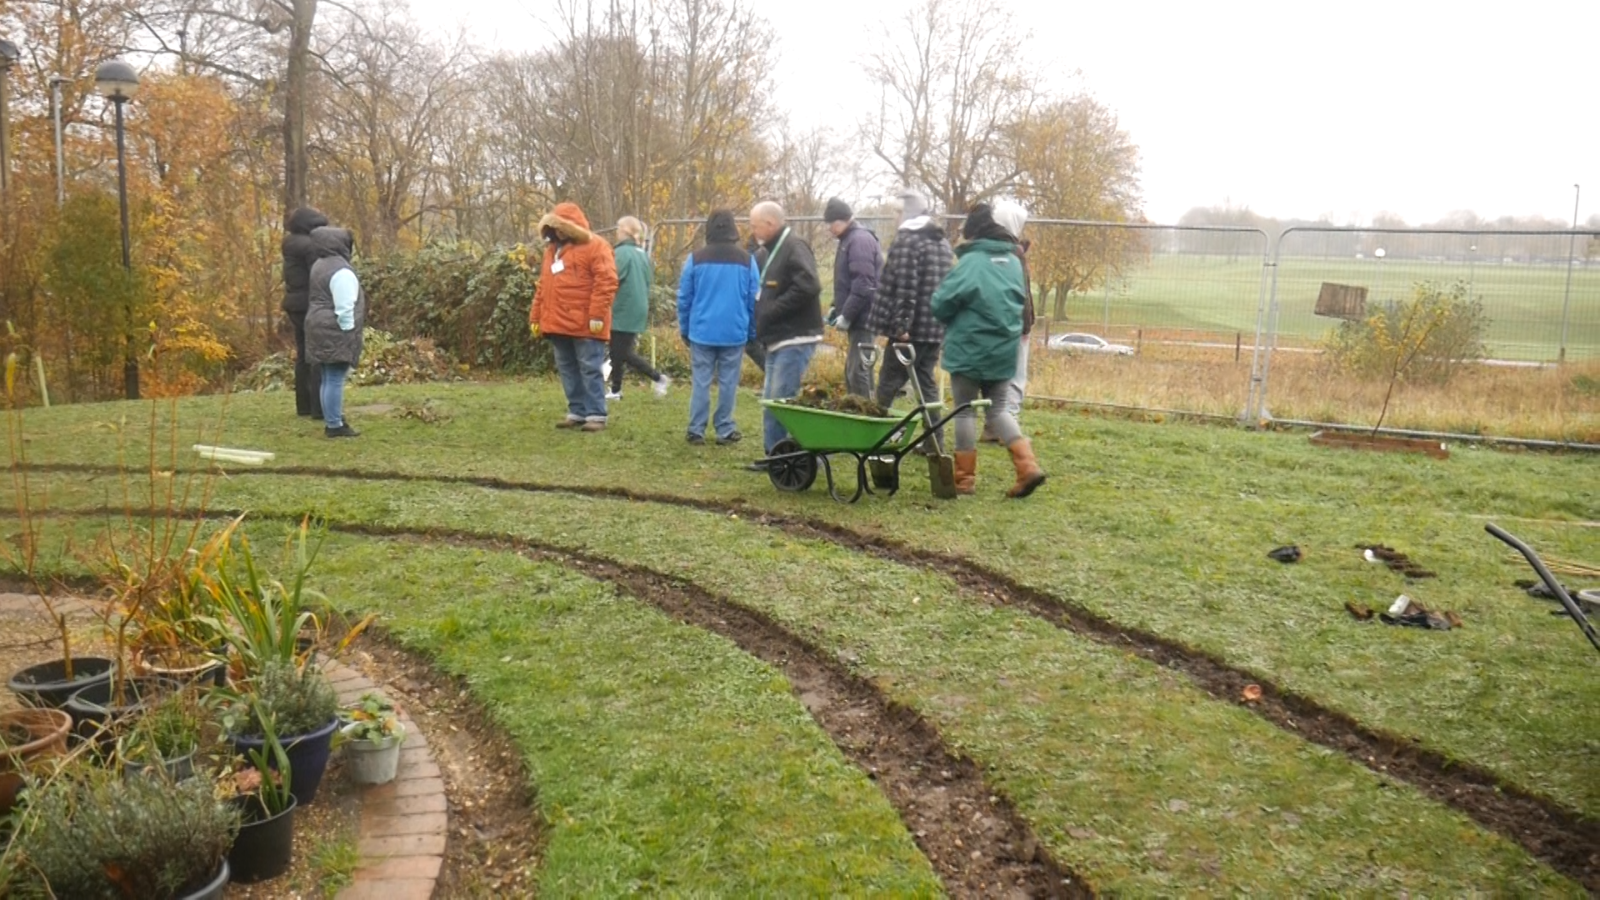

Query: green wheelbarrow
<box><xmin>757</xmin><ymin>396</ymin><xmax>990</xmax><ymax>503</ymax></box>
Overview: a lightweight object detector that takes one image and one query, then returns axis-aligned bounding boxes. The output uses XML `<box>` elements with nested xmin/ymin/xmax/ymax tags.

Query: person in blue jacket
<box><xmin>678</xmin><ymin>210</ymin><xmax>759</xmax><ymax>445</ymax></box>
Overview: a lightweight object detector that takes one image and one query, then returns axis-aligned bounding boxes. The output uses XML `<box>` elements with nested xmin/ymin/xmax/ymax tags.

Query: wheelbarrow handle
<box><xmin>1486</xmin><ymin>523</ymin><xmax>1600</xmax><ymax>655</ymax></box>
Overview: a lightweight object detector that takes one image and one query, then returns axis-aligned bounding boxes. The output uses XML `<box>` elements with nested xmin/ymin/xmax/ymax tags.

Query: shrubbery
<box><xmin>361</xmin><ymin>244</ymin><xmax>550</xmax><ymax>375</ymax></box>
<box><xmin>1324</xmin><ymin>280</ymin><xmax>1487</xmax><ymax>384</ymax></box>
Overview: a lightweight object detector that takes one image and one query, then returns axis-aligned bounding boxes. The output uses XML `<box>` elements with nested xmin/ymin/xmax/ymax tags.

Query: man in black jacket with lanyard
<box><xmin>749</xmin><ymin>201</ymin><xmax>824</xmax><ymax>462</ymax></box>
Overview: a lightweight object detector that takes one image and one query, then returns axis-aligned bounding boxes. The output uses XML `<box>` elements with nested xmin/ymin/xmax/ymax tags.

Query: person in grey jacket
<box><xmin>304</xmin><ymin>226</ymin><xmax>365</xmax><ymax>438</ymax></box>
<box><xmin>823</xmin><ymin>197</ymin><xmax>881</xmax><ymax>398</ymax></box>
<box><xmin>869</xmin><ymin>190</ymin><xmax>952</xmax><ymax>426</ymax></box>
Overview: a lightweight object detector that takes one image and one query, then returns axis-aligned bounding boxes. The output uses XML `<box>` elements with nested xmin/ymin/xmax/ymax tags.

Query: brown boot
<box><xmin>953</xmin><ymin>450</ymin><xmax>978</xmax><ymax>495</ymax></box>
<box><xmin>1005</xmin><ymin>438</ymin><xmax>1046</xmax><ymax>498</ymax></box>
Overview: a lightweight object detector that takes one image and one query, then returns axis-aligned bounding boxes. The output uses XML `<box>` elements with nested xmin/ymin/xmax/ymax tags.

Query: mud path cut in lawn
<box><xmin>352</xmin><ymin>525</ymin><xmax>1087</xmax><ymax>899</ymax></box>
<box><xmin>7</xmin><ymin>497</ymin><xmax>1083</xmax><ymax>898</ymax></box>
<box><xmin>22</xmin><ymin>462</ymin><xmax>1600</xmax><ymax>890</ymax></box>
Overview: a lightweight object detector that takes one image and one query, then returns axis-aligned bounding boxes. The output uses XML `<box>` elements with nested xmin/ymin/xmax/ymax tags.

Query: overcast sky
<box><xmin>406</xmin><ymin>0</ymin><xmax>1598</xmax><ymax>227</ymax></box>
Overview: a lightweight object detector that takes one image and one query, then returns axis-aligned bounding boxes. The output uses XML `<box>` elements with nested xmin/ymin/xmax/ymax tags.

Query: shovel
<box><xmin>1487</xmin><ymin>523</ymin><xmax>1600</xmax><ymax>657</ymax></box>
<box><xmin>892</xmin><ymin>343</ymin><xmax>958</xmax><ymax>499</ymax></box>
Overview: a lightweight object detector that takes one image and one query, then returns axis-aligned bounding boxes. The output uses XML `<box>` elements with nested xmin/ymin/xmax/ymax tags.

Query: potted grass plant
<box><xmin>10</xmin><ymin>764</ymin><xmax>238</xmax><ymax>899</ymax></box>
<box><xmin>336</xmin><ymin>692</ymin><xmax>405</xmax><ymax>785</ymax></box>
<box><xmin>120</xmin><ymin>690</ymin><xmax>208</xmax><ymax>782</ymax></box>
<box><xmin>224</xmin><ymin>713</ymin><xmax>298</xmax><ymax>884</ymax></box>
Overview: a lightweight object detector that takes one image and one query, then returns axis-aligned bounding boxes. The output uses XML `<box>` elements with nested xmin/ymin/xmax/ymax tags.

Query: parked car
<box><xmin>1045</xmin><ymin>332</ymin><xmax>1135</xmax><ymax>356</ymax></box>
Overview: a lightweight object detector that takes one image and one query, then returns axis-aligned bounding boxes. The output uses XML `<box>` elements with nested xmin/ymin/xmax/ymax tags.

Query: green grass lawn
<box><xmin>4</xmin><ymin>380</ymin><xmax>1596</xmax><ymax>893</ymax></box>
<box><xmin>318</xmin><ymin>540</ymin><xmax>940</xmax><ymax>896</ymax></box>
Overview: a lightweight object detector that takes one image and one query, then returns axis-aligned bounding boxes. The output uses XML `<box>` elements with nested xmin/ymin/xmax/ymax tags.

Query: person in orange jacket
<box><xmin>529</xmin><ymin>202</ymin><xmax>620</xmax><ymax>431</ymax></box>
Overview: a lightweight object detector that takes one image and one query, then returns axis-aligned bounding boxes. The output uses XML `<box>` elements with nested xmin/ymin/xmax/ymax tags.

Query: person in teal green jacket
<box><xmin>608</xmin><ymin>217</ymin><xmax>672</xmax><ymax>399</ymax></box>
<box><xmin>930</xmin><ymin>201</ymin><xmax>1046</xmax><ymax>498</ymax></box>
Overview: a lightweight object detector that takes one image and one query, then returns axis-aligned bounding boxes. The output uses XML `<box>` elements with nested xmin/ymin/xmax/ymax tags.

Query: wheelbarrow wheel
<box><xmin>767</xmin><ymin>439</ymin><xmax>818</xmax><ymax>492</ymax></box>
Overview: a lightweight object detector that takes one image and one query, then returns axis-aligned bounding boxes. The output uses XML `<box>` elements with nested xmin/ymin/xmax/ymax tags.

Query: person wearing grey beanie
<box><xmin>897</xmin><ymin>189</ymin><xmax>931</xmax><ymax>221</ymax></box>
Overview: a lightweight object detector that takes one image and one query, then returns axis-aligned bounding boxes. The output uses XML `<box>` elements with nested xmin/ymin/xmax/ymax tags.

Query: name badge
<box><xmin>551</xmin><ymin>259</ymin><xmax>566</xmax><ymax>274</ymax></box>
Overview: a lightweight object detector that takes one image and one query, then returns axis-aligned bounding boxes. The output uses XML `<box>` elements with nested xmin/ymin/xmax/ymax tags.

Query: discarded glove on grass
<box><xmin>1357</xmin><ymin>543</ymin><xmax>1437</xmax><ymax>579</ymax></box>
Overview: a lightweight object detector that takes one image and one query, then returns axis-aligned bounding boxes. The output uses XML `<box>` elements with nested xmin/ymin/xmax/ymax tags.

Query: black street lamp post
<box><xmin>96</xmin><ymin>59</ymin><xmax>140</xmax><ymax>400</ymax></box>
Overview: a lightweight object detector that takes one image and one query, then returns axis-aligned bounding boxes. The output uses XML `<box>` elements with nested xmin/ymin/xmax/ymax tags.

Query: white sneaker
<box><xmin>653</xmin><ymin>374</ymin><xmax>673</xmax><ymax>398</ymax></box>
<box><xmin>605</xmin><ymin>390</ymin><xmax>623</xmax><ymax>401</ymax></box>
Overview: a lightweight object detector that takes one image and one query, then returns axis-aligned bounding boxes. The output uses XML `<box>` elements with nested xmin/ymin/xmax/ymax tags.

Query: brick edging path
<box><xmin>325</xmin><ymin>661</ymin><xmax>447</xmax><ymax>900</ymax></box>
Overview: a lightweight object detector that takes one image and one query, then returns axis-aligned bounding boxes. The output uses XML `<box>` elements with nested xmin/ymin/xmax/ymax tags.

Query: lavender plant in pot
<box><xmin>222</xmin><ymin>661</ymin><xmax>338</xmax><ymax>804</ymax></box>
<box><xmin>9</xmin><ymin>765</ymin><xmax>238</xmax><ymax>899</ymax></box>
<box><xmin>224</xmin><ymin>712</ymin><xmax>298</xmax><ymax>884</ymax></box>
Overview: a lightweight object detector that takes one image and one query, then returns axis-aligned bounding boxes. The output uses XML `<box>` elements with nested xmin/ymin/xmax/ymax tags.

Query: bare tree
<box><xmin>862</xmin><ymin>0</ymin><xmax>1036</xmax><ymax>212</ymax></box>
<box><xmin>307</xmin><ymin>3</ymin><xmax>471</xmax><ymax>252</ymax></box>
<box><xmin>129</xmin><ymin>0</ymin><xmax>323</xmax><ymax>223</ymax></box>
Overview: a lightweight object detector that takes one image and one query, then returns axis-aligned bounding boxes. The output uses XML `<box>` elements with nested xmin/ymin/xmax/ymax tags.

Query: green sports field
<box><xmin>1048</xmin><ymin>253</ymin><xmax>1599</xmax><ymax>362</ymax></box>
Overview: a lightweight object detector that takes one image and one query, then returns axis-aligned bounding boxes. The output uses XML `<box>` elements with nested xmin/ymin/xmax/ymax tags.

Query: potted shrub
<box><xmin>224</xmin><ymin>717</ymin><xmax>298</xmax><ymax>884</ymax></box>
<box><xmin>0</xmin><ymin>707</ymin><xmax>72</xmax><ymax>815</ymax></box>
<box><xmin>336</xmin><ymin>692</ymin><xmax>406</xmax><ymax>785</ymax></box>
<box><xmin>10</xmin><ymin>765</ymin><xmax>238</xmax><ymax>899</ymax></box>
<box><xmin>223</xmin><ymin>661</ymin><xmax>338</xmax><ymax>804</ymax></box>
<box><xmin>121</xmin><ymin>690</ymin><xmax>208</xmax><ymax>782</ymax></box>
<box><xmin>127</xmin><ymin>524</ymin><xmax>234</xmax><ymax>688</ymax></box>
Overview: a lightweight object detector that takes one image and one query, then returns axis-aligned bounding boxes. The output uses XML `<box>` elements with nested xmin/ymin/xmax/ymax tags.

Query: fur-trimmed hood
<box><xmin>539</xmin><ymin>202</ymin><xmax>594</xmax><ymax>244</ymax></box>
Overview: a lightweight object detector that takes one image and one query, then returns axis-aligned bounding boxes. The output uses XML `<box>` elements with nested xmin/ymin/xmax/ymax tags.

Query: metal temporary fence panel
<box><xmin>1253</xmin><ymin>227</ymin><xmax>1599</xmax><ymax>445</ymax></box>
<box><xmin>1020</xmin><ymin>220</ymin><xmax>1271</xmax><ymax>423</ymax></box>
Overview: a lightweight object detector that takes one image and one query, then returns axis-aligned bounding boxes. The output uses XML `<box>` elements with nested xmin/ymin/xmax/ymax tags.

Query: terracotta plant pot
<box><xmin>0</xmin><ymin>707</ymin><xmax>73</xmax><ymax>814</ymax></box>
<box><xmin>7</xmin><ymin>657</ymin><xmax>115</xmax><ymax>709</ymax></box>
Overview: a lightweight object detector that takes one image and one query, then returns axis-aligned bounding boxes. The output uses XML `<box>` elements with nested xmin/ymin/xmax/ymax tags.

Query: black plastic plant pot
<box><xmin>177</xmin><ymin>859</ymin><xmax>230</xmax><ymax>900</ymax></box>
<box><xmin>63</xmin><ymin>676</ymin><xmax>178</xmax><ymax>747</ymax></box>
<box><xmin>7</xmin><ymin>657</ymin><xmax>114</xmax><ymax>708</ymax></box>
<box><xmin>232</xmin><ymin>717</ymin><xmax>339</xmax><ymax>805</ymax></box>
<box><xmin>227</xmin><ymin>794</ymin><xmax>297</xmax><ymax>884</ymax></box>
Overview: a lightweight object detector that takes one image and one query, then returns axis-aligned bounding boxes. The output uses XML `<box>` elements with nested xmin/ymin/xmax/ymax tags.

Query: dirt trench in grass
<box><xmin>358</xmin><ymin>527</ymin><xmax>1088</xmax><ymax>899</ymax></box>
<box><xmin>25</xmin><ymin>462</ymin><xmax>1600</xmax><ymax>891</ymax></box>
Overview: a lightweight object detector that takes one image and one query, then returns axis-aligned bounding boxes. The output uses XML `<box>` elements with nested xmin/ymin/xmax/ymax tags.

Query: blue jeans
<box><xmin>762</xmin><ymin>342</ymin><xmax>817</xmax><ymax>452</ymax></box>
<box><xmin>320</xmin><ymin>363</ymin><xmax>350</xmax><ymax>429</ymax></box>
<box><xmin>688</xmin><ymin>343</ymin><xmax>744</xmax><ymax>439</ymax></box>
<box><xmin>549</xmin><ymin>335</ymin><xmax>608</xmax><ymax>423</ymax></box>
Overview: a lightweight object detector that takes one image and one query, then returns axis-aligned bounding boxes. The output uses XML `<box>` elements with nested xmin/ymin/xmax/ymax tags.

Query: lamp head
<box><xmin>94</xmin><ymin>59</ymin><xmax>139</xmax><ymax>102</ymax></box>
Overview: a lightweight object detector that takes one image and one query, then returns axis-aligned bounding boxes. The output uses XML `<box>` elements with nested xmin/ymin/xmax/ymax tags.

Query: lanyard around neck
<box><xmin>759</xmin><ymin>228</ymin><xmax>789</xmax><ymax>283</ymax></box>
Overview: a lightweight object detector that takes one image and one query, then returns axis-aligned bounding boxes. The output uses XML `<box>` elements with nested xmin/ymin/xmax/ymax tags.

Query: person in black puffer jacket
<box><xmin>282</xmin><ymin>207</ymin><xmax>329</xmax><ymax>418</ymax></box>
<box><xmin>304</xmin><ymin>226</ymin><xmax>365</xmax><ymax>438</ymax></box>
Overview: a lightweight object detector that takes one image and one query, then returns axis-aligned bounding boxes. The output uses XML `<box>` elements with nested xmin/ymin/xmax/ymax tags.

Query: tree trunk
<box><xmin>282</xmin><ymin>0</ymin><xmax>317</xmax><ymax>224</ymax></box>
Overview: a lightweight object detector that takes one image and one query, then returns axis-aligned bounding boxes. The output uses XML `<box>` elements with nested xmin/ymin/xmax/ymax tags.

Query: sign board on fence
<box><xmin>1315</xmin><ymin>283</ymin><xmax>1367</xmax><ymax>320</ymax></box>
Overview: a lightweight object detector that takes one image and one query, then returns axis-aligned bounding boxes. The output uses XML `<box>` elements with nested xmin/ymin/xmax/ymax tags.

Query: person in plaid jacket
<box><xmin>869</xmin><ymin>189</ymin><xmax>954</xmax><ymax>421</ymax></box>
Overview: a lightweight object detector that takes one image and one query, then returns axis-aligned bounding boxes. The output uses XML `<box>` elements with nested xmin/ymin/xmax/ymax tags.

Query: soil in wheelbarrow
<box><xmin>792</xmin><ymin>385</ymin><xmax>891</xmax><ymax>418</ymax></box>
